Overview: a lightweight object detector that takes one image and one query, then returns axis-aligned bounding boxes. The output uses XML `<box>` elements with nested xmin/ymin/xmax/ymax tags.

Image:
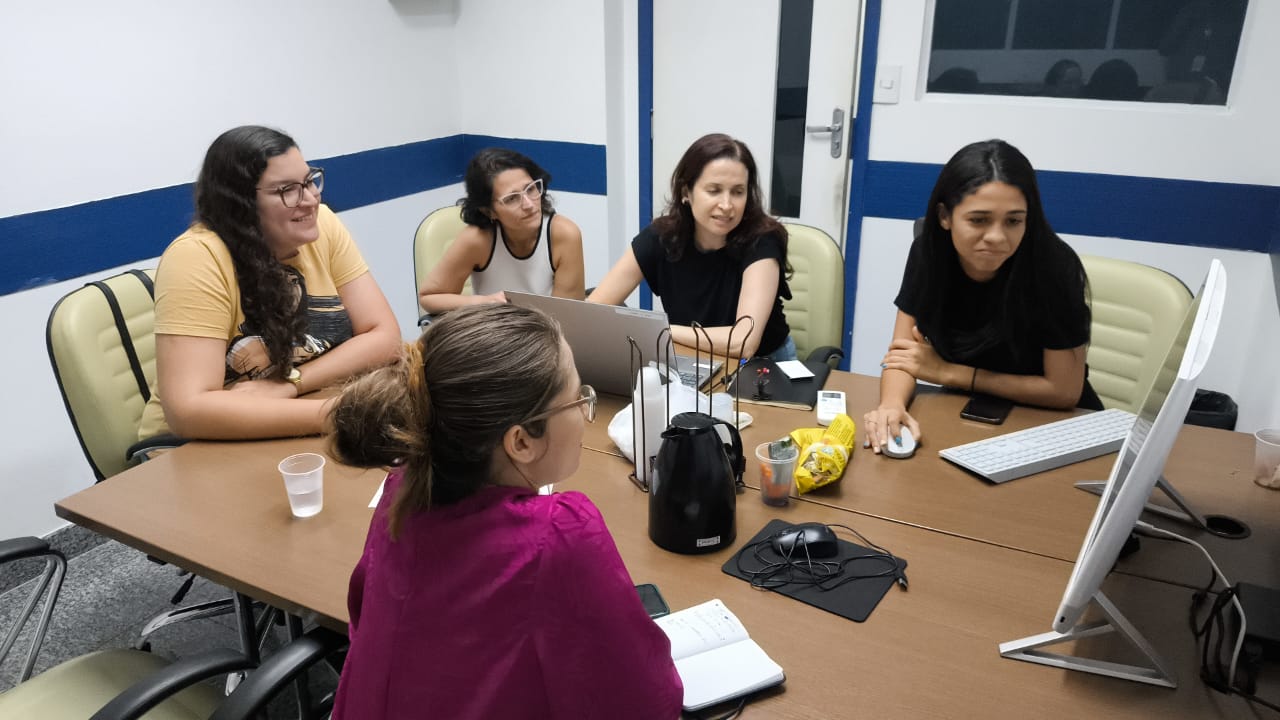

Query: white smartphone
<box><xmin>816</xmin><ymin>390</ymin><xmax>846</xmax><ymax>426</ymax></box>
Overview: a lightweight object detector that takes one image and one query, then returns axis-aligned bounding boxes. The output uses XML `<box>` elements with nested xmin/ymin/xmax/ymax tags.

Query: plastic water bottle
<box><xmin>632</xmin><ymin>366</ymin><xmax>666</xmax><ymax>487</ymax></box>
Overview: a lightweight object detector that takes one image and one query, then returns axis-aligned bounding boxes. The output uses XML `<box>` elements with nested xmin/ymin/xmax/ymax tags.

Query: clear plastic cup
<box><xmin>278</xmin><ymin>453</ymin><xmax>325</xmax><ymax>517</ymax></box>
<box><xmin>756</xmin><ymin>440</ymin><xmax>799</xmax><ymax>506</ymax></box>
<box><xmin>1254</xmin><ymin>429</ymin><xmax>1280</xmax><ymax>489</ymax></box>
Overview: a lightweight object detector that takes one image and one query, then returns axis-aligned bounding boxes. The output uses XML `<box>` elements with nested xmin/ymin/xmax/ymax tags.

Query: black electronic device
<box><xmin>1236</xmin><ymin>582</ymin><xmax>1280</xmax><ymax>655</ymax></box>
<box><xmin>770</xmin><ymin>523</ymin><xmax>839</xmax><ymax>558</ymax></box>
<box><xmin>636</xmin><ymin>583</ymin><xmax>670</xmax><ymax>618</ymax></box>
<box><xmin>725</xmin><ymin>520</ymin><xmax>908</xmax><ymax>624</ymax></box>
<box><xmin>960</xmin><ymin>393</ymin><xmax>1013</xmax><ymax>424</ymax></box>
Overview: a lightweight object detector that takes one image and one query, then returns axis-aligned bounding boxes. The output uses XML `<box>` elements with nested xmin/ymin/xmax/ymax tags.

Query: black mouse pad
<box><xmin>721</xmin><ymin>519</ymin><xmax>907</xmax><ymax>623</ymax></box>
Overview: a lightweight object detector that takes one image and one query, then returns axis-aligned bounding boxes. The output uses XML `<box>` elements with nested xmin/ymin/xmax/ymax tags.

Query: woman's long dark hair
<box><xmin>457</xmin><ymin>148</ymin><xmax>554</xmax><ymax>228</ymax></box>
<box><xmin>194</xmin><ymin>125</ymin><xmax>308</xmax><ymax>379</ymax></box>
<box><xmin>652</xmin><ymin>133</ymin><xmax>788</xmax><ymax>267</ymax></box>
<box><xmin>913</xmin><ymin>139</ymin><xmax>1088</xmax><ymax>362</ymax></box>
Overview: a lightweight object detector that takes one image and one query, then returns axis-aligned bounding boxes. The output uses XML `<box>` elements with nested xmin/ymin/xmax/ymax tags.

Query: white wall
<box><xmin>0</xmin><ymin>0</ymin><xmax>463</xmax><ymax>217</ymax></box>
<box><xmin>454</xmin><ymin>0</ymin><xmax>606</xmax><ymax>144</ymax></box>
<box><xmin>450</xmin><ymin>0</ymin><xmax>614</xmax><ymax>285</ymax></box>
<box><xmin>851</xmin><ymin>0</ymin><xmax>1280</xmax><ymax>431</ymax></box>
<box><xmin>0</xmin><ymin>0</ymin><xmax>618</xmax><ymax>539</ymax></box>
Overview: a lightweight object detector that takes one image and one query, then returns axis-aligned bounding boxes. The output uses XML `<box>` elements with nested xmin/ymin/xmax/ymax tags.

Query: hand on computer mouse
<box><xmin>862</xmin><ymin>406</ymin><xmax>921</xmax><ymax>455</ymax></box>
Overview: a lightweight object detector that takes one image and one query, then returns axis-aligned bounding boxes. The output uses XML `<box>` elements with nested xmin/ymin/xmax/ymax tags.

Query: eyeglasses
<box><xmin>495</xmin><ymin>178</ymin><xmax>544</xmax><ymax>210</ymax></box>
<box><xmin>258</xmin><ymin>168</ymin><xmax>324</xmax><ymax>208</ymax></box>
<box><xmin>522</xmin><ymin>384</ymin><xmax>596</xmax><ymax>425</ymax></box>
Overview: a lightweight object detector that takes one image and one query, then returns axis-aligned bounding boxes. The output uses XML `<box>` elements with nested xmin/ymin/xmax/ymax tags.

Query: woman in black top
<box><xmin>864</xmin><ymin>139</ymin><xmax>1102</xmax><ymax>452</ymax></box>
<box><xmin>589</xmin><ymin>133</ymin><xmax>793</xmax><ymax>360</ymax></box>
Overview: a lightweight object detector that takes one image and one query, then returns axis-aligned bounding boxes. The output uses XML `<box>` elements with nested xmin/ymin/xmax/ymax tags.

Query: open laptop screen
<box><xmin>505</xmin><ymin>292</ymin><xmax>672</xmax><ymax>396</ymax></box>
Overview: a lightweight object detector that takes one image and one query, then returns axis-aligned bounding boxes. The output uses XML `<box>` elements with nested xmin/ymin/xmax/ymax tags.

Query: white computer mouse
<box><xmin>883</xmin><ymin>428</ymin><xmax>917</xmax><ymax>459</ymax></box>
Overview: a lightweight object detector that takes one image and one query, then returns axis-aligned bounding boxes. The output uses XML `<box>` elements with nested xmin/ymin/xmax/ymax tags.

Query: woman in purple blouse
<box><xmin>326</xmin><ymin>303</ymin><xmax>682</xmax><ymax>719</ymax></box>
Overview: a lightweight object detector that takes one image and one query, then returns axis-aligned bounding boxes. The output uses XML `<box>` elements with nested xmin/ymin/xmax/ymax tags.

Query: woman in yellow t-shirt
<box><xmin>139</xmin><ymin>125</ymin><xmax>401</xmax><ymax>442</ymax></box>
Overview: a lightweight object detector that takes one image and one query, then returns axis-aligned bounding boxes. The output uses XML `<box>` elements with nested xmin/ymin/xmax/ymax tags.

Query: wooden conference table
<box><xmin>56</xmin><ymin>433</ymin><xmax>1265</xmax><ymax>717</ymax></box>
<box><xmin>584</xmin><ymin>371</ymin><xmax>1280</xmax><ymax>591</ymax></box>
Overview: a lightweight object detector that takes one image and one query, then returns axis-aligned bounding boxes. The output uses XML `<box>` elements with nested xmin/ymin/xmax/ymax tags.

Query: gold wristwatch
<box><xmin>286</xmin><ymin>367</ymin><xmax>303</xmax><ymax>394</ymax></box>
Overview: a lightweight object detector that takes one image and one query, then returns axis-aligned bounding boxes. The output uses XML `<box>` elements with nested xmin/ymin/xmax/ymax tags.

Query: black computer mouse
<box><xmin>771</xmin><ymin>523</ymin><xmax>839</xmax><ymax>558</ymax></box>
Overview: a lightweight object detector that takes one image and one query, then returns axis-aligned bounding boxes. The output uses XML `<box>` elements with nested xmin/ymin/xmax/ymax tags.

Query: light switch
<box><xmin>873</xmin><ymin>65</ymin><xmax>901</xmax><ymax>104</ymax></box>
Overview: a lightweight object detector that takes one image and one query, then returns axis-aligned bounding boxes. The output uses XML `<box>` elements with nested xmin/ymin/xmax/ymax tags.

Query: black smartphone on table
<box><xmin>960</xmin><ymin>393</ymin><xmax>1014</xmax><ymax>424</ymax></box>
<box><xmin>636</xmin><ymin>583</ymin><xmax>670</xmax><ymax>618</ymax></box>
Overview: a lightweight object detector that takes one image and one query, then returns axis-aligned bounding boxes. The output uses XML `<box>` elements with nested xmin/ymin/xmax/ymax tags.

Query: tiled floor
<box><xmin>0</xmin><ymin>537</ymin><xmax>338</xmax><ymax>716</ymax></box>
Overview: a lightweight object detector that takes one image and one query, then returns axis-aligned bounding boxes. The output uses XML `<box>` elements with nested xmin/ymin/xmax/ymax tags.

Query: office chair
<box><xmin>45</xmin><ymin>269</ymin><xmax>234</xmax><ymax>647</ymax></box>
<box><xmin>780</xmin><ymin>222</ymin><xmax>845</xmax><ymax>365</ymax></box>
<box><xmin>0</xmin><ymin>536</ymin><xmax>345</xmax><ymax>719</ymax></box>
<box><xmin>413</xmin><ymin>205</ymin><xmax>469</xmax><ymax>325</ymax></box>
<box><xmin>46</xmin><ymin>269</ymin><xmax>172</xmax><ymax>481</ymax></box>
<box><xmin>1080</xmin><ymin>255</ymin><xmax>1192</xmax><ymax>413</ymax></box>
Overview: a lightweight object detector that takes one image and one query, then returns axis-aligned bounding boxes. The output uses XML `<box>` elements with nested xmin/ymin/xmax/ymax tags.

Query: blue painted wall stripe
<box><xmin>638</xmin><ymin>0</ymin><xmax>655</xmax><ymax>310</ymax></box>
<box><xmin>861</xmin><ymin>160</ymin><xmax>1280</xmax><ymax>254</ymax></box>
<box><xmin>460</xmin><ymin>135</ymin><xmax>607</xmax><ymax>198</ymax></box>
<box><xmin>0</xmin><ymin>134</ymin><xmax>606</xmax><ymax>296</ymax></box>
<box><xmin>842</xmin><ymin>0</ymin><xmax>882</xmax><ymax>371</ymax></box>
<box><xmin>1</xmin><ymin>184</ymin><xmax>196</xmax><ymax>295</ymax></box>
<box><xmin>3</xmin><ymin>127</ymin><xmax>1276</xmax><ymax>297</ymax></box>
<box><xmin>318</xmin><ymin>135</ymin><xmax>467</xmax><ymax>212</ymax></box>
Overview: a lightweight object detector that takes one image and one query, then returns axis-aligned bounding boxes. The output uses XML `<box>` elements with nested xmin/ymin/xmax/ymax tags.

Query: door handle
<box><xmin>805</xmin><ymin>108</ymin><xmax>845</xmax><ymax>158</ymax></box>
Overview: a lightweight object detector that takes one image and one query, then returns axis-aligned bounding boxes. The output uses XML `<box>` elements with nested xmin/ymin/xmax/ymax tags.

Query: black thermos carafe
<box><xmin>649</xmin><ymin>412</ymin><xmax>744</xmax><ymax>554</ymax></box>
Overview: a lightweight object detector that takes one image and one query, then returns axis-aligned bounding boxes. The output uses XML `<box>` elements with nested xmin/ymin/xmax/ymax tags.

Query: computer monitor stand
<box><xmin>1074</xmin><ymin>476</ymin><xmax>1250</xmax><ymax>539</ymax></box>
<box><xmin>999</xmin><ymin>590</ymin><xmax>1177</xmax><ymax>687</ymax></box>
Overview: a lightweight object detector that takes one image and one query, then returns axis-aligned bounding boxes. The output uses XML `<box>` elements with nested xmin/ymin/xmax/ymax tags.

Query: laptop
<box><xmin>505</xmin><ymin>292</ymin><xmax>674</xmax><ymax>396</ymax></box>
<box><xmin>672</xmin><ymin>355</ymin><xmax>724</xmax><ymax>390</ymax></box>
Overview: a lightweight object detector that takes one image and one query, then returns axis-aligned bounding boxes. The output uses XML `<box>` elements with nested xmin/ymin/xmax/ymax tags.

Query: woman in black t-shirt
<box><xmin>864</xmin><ymin>139</ymin><xmax>1102</xmax><ymax>453</ymax></box>
<box><xmin>588</xmin><ymin>133</ymin><xmax>794</xmax><ymax>360</ymax></box>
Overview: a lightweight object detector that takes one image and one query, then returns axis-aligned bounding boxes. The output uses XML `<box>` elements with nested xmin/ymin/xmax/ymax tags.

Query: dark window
<box><xmin>926</xmin><ymin>0</ymin><xmax>1247</xmax><ymax>105</ymax></box>
<box><xmin>931</xmin><ymin>0</ymin><xmax>1011</xmax><ymax>50</ymax></box>
<box><xmin>1114</xmin><ymin>0</ymin><xmax>1178</xmax><ymax>49</ymax></box>
<box><xmin>770</xmin><ymin>0</ymin><xmax>813</xmax><ymax>218</ymax></box>
<box><xmin>1012</xmin><ymin>0</ymin><xmax>1111</xmax><ymax>49</ymax></box>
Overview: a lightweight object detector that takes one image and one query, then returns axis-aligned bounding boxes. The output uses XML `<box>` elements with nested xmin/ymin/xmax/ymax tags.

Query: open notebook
<box><xmin>654</xmin><ymin>599</ymin><xmax>785</xmax><ymax>711</ymax></box>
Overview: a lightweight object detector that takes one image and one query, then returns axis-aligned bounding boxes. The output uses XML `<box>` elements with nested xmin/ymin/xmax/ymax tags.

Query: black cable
<box><xmin>1144</xmin><ymin>529</ymin><xmax>1280</xmax><ymax>713</ymax></box>
<box><xmin>733</xmin><ymin>523</ymin><xmax>906</xmax><ymax>594</ymax></box>
<box><xmin>688</xmin><ymin>696</ymin><xmax>747</xmax><ymax>720</ymax></box>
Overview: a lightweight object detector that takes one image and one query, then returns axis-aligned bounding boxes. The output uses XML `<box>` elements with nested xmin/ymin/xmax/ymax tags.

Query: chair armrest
<box><xmin>0</xmin><ymin>537</ymin><xmax>59</xmax><ymax>565</ymax></box>
<box><xmin>88</xmin><ymin>649</ymin><xmax>254</xmax><ymax>720</ymax></box>
<box><xmin>125</xmin><ymin>434</ymin><xmax>187</xmax><ymax>465</ymax></box>
<box><xmin>805</xmin><ymin>346</ymin><xmax>845</xmax><ymax>367</ymax></box>
<box><xmin>210</xmin><ymin>627</ymin><xmax>348</xmax><ymax>720</ymax></box>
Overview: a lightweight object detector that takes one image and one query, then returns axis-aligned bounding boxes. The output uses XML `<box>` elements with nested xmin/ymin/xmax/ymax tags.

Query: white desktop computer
<box><xmin>999</xmin><ymin>258</ymin><xmax>1228</xmax><ymax>687</ymax></box>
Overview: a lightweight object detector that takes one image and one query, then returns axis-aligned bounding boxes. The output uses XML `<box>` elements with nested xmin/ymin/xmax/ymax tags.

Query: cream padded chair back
<box><xmin>413</xmin><ymin>205</ymin><xmax>470</xmax><ymax>305</ymax></box>
<box><xmin>46</xmin><ymin>269</ymin><xmax>157</xmax><ymax>481</ymax></box>
<box><xmin>1081</xmin><ymin>255</ymin><xmax>1191</xmax><ymax>413</ymax></box>
<box><xmin>780</xmin><ymin>223</ymin><xmax>844</xmax><ymax>360</ymax></box>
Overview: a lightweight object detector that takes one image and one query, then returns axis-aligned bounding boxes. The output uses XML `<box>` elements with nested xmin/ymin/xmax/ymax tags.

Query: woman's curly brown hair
<box><xmin>194</xmin><ymin>125</ymin><xmax>309</xmax><ymax>379</ymax></box>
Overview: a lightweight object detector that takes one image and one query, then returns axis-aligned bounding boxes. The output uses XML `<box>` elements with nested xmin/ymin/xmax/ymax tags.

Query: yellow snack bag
<box><xmin>789</xmin><ymin>413</ymin><xmax>856</xmax><ymax>493</ymax></box>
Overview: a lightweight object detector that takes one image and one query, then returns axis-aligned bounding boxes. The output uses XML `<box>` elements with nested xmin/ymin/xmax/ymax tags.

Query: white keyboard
<box><xmin>939</xmin><ymin>408</ymin><xmax>1136</xmax><ymax>484</ymax></box>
